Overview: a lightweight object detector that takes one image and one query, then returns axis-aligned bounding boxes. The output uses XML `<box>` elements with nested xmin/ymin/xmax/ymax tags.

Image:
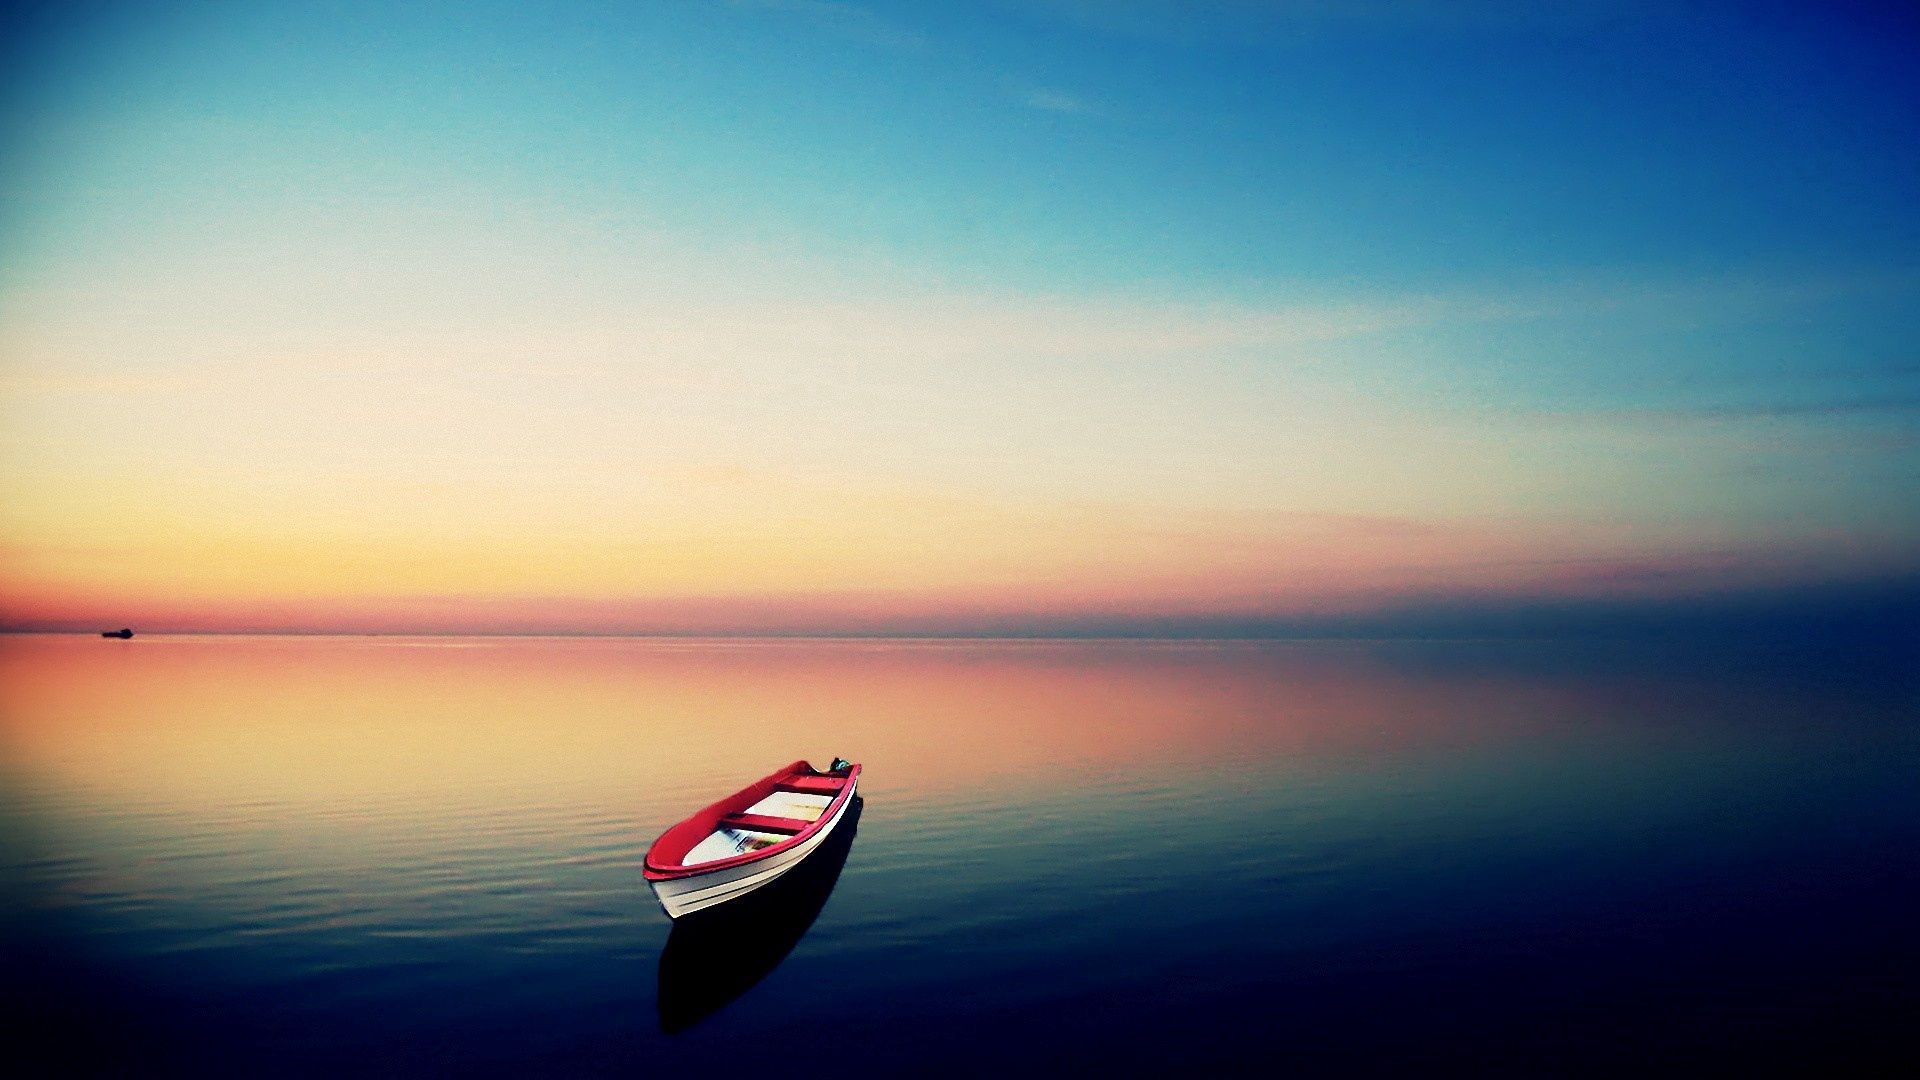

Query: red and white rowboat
<box><xmin>644</xmin><ymin>759</ymin><xmax>862</xmax><ymax>919</ymax></box>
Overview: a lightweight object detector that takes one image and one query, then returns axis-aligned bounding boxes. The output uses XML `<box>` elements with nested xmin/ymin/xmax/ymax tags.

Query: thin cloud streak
<box><xmin>1588</xmin><ymin>394</ymin><xmax>1920</xmax><ymax>423</ymax></box>
<box><xmin>1015</xmin><ymin>86</ymin><xmax>1095</xmax><ymax>115</ymax></box>
<box><xmin>11</xmin><ymin>266</ymin><xmax>1906</xmax><ymax>393</ymax></box>
<box><xmin>1005</xmin><ymin>0</ymin><xmax>1664</xmax><ymax>44</ymax></box>
<box><xmin>727</xmin><ymin>0</ymin><xmax>928</xmax><ymax>50</ymax></box>
<box><xmin>1512</xmin><ymin>390</ymin><xmax>1920</xmax><ymax>427</ymax></box>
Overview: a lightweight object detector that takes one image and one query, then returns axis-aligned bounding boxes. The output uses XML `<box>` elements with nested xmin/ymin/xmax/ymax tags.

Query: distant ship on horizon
<box><xmin>100</xmin><ymin>628</ymin><xmax>134</xmax><ymax>639</ymax></box>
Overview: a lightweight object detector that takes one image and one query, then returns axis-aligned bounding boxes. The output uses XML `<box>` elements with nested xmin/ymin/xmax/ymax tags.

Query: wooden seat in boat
<box><xmin>775</xmin><ymin>775</ymin><xmax>846</xmax><ymax>796</ymax></box>
<box><xmin>722</xmin><ymin>812</ymin><xmax>813</xmax><ymax>835</ymax></box>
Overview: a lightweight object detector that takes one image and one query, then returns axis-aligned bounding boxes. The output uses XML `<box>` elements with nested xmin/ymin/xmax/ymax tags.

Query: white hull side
<box><xmin>649</xmin><ymin>777</ymin><xmax>857</xmax><ymax>919</ymax></box>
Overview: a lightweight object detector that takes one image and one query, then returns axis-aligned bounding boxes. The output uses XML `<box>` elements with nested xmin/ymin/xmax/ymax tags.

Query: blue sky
<box><xmin>0</xmin><ymin>1</ymin><xmax>1915</xmax><ymax>633</ymax></box>
<box><xmin>9</xmin><ymin>2</ymin><xmax>1918</xmax><ymax>356</ymax></box>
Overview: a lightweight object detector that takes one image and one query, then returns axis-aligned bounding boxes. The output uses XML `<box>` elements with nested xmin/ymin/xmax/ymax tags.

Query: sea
<box><xmin>1</xmin><ymin>633</ymin><xmax>1912</xmax><ymax>1074</ymax></box>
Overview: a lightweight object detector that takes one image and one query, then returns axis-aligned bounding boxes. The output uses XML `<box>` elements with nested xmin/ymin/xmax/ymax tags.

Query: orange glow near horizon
<box><xmin>7</xmin><ymin>267</ymin><xmax>1913</xmax><ymax>636</ymax></box>
<box><xmin>7</xmin><ymin>468</ymin><xmax>1904</xmax><ymax>635</ymax></box>
<box><xmin>7</xmin><ymin>559</ymin><xmax>1905</xmax><ymax>638</ymax></box>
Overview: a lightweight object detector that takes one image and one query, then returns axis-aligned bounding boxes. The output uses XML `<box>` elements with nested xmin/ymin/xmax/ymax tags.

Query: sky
<box><xmin>0</xmin><ymin>0</ymin><xmax>1916</xmax><ymax>636</ymax></box>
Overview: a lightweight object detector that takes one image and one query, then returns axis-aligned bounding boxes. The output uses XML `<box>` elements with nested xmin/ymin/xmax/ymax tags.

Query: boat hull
<box><xmin>648</xmin><ymin>774</ymin><xmax>858</xmax><ymax>919</ymax></box>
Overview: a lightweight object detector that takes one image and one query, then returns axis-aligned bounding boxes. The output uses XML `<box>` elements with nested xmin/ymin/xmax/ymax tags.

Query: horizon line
<box><xmin>5</xmin><ymin>628</ymin><xmax>1570</xmax><ymax>643</ymax></box>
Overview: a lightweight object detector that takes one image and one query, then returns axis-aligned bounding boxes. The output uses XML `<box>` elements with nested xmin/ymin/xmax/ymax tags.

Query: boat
<box><xmin>100</xmin><ymin>628</ymin><xmax>134</xmax><ymax>639</ymax></box>
<box><xmin>645</xmin><ymin>758</ymin><xmax>860</xmax><ymax>919</ymax></box>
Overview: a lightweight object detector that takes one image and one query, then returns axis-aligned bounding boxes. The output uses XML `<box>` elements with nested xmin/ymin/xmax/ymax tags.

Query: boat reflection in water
<box><xmin>656</xmin><ymin>797</ymin><xmax>863</xmax><ymax>1033</ymax></box>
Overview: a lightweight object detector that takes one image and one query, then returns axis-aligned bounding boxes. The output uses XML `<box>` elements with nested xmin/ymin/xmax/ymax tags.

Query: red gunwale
<box><xmin>643</xmin><ymin>760</ymin><xmax>860</xmax><ymax>882</ymax></box>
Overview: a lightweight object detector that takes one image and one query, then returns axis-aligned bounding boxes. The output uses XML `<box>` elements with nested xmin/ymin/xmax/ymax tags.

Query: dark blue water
<box><xmin>1</xmin><ymin>635</ymin><xmax>1912</xmax><ymax>1074</ymax></box>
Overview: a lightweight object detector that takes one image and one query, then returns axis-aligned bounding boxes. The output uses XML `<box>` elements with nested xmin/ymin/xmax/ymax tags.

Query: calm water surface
<box><xmin>1</xmin><ymin>634</ymin><xmax>1912</xmax><ymax>1074</ymax></box>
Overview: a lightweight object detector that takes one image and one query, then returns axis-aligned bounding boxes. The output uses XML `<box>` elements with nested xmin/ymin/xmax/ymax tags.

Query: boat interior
<box><xmin>680</xmin><ymin>771</ymin><xmax>852</xmax><ymax>867</ymax></box>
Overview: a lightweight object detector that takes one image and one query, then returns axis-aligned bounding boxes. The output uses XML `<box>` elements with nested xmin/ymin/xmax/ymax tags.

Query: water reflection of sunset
<box><xmin>4</xmin><ymin>632</ymin><xmax>1908</xmax><ymax>1076</ymax></box>
<box><xmin>1</xmin><ymin>634</ymin><xmax>1760</xmax><ymax>836</ymax></box>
